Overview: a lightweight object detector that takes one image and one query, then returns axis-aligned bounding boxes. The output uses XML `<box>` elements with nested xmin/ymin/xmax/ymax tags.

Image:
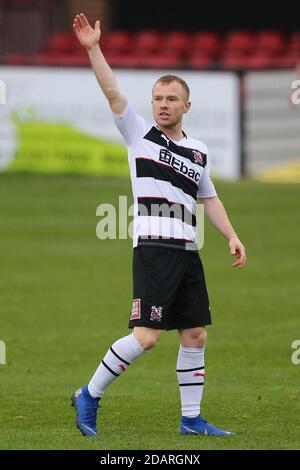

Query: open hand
<box><xmin>73</xmin><ymin>12</ymin><xmax>100</xmax><ymax>50</ymax></box>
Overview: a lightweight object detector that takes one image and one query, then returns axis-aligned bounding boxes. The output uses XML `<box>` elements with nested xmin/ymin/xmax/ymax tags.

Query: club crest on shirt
<box><xmin>192</xmin><ymin>150</ymin><xmax>207</xmax><ymax>167</ymax></box>
<box><xmin>150</xmin><ymin>305</ymin><xmax>163</xmax><ymax>322</ymax></box>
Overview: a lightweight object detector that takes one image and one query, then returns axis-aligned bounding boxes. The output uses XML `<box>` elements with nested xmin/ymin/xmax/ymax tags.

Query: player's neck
<box><xmin>157</xmin><ymin>124</ymin><xmax>184</xmax><ymax>142</ymax></box>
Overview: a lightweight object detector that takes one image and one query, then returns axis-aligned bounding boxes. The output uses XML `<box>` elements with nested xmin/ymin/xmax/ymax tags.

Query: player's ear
<box><xmin>184</xmin><ymin>101</ymin><xmax>191</xmax><ymax>113</ymax></box>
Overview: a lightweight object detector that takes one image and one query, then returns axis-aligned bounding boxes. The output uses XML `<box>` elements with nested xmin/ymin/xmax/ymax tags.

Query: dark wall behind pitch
<box><xmin>115</xmin><ymin>0</ymin><xmax>300</xmax><ymax>32</ymax></box>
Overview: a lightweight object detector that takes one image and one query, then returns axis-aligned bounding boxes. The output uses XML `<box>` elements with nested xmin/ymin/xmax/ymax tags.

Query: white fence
<box><xmin>244</xmin><ymin>70</ymin><xmax>300</xmax><ymax>176</ymax></box>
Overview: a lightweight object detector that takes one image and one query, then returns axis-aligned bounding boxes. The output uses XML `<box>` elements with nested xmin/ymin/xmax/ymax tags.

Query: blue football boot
<box><xmin>180</xmin><ymin>415</ymin><xmax>235</xmax><ymax>436</ymax></box>
<box><xmin>71</xmin><ymin>386</ymin><xmax>100</xmax><ymax>437</ymax></box>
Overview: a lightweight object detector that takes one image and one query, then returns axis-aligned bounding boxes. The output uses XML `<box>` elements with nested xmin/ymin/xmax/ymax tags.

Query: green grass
<box><xmin>0</xmin><ymin>174</ymin><xmax>299</xmax><ymax>450</ymax></box>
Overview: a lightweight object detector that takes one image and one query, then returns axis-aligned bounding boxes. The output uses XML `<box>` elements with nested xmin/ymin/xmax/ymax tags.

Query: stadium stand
<box><xmin>2</xmin><ymin>29</ymin><xmax>300</xmax><ymax>69</ymax></box>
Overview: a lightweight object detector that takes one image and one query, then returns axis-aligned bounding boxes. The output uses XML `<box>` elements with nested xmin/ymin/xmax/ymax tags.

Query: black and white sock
<box><xmin>176</xmin><ymin>345</ymin><xmax>205</xmax><ymax>418</ymax></box>
<box><xmin>88</xmin><ymin>333</ymin><xmax>145</xmax><ymax>398</ymax></box>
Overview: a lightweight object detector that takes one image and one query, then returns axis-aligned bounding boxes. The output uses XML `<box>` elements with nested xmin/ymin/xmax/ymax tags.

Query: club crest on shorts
<box><xmin>150</xmin><ymin>305</ymin><xmax>163</xmax><ymax>322</ymax></box>
<box><xmin>192</xmin><ymin>150</ymin><xmax>207</xmax><ymax>167</ymax></box>
<box><xmin>130</xmin><ymin>298</ymin><xmax>141</xmax><ymax>320</ymax></box>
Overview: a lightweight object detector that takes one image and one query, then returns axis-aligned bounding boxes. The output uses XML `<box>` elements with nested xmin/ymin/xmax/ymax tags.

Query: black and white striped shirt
<box><xmin>113</xmin><ymin>102</ymin><xmax>217</xmax><ymax>251</ymax></box>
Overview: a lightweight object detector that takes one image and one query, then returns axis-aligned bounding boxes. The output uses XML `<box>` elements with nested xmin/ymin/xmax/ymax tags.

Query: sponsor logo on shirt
<box><xmin>159</xmin><ymin>149</ymin><xmax>200</xmax><ymax>183</ymax></box>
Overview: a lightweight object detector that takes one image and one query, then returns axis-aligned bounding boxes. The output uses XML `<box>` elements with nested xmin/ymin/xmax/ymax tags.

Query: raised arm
<box><xmin>73</xmin><ymin>12</ymin><xmax>127</xmax><ymax>115</ymax></box>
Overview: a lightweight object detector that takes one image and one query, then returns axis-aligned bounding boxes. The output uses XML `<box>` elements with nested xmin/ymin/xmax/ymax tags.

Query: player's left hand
<box><xmin>229</xmin><ymin>237</ymin><xmax>246</xmax><ymax>269</ymax></box>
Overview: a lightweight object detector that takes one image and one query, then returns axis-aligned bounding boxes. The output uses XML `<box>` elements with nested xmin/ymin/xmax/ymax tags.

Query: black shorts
<box><xmin>128</xmin><ymin>246</ymin><xmax>212</xmax><ymax>331</ymax></box>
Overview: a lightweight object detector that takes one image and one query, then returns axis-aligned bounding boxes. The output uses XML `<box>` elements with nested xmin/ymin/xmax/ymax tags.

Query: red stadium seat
<box><xmin>102</xmin><ymin>31</ymin><xmax>132</xmax><ymax>54</ymax></box>
<box><xmin>242</xmin><ymin>53</ymin><xmax>277</xmax><ymax>69</ymax></box>
<box><xmin>161</xmin><ymin>31</ymin><xmax>190</xmax><ymax>55</ymax></box>
<box><xmin>224</xmin><ymin>31</ymin><xmax>255</xmax><ymax>55</ymax></box>
<box><xmin>132</xmin><ymin>30</ymin><xmax>162</xmax><ymax>54</ymax></box>
<box><xmin>221</xmin><ymin>52</ymin><xmax>248</xmax><ymax>69</ymax></box>
<box><xmin>191</xmin><ymin>32</ymin><xmax>221</xmax><ymax>56</ymax></box>
<box><xmin>138</xmin><ymin>54</ymin><xmax>182</xmax><ymax>69</ymax></box>
<box><xmin>287</xmin><ymin>33</ymin><xmax>300</xmax><ymax>55</ymax></box>
<box><xmin>275</xmin><ymin>53</ymin><xmax>300</xmax><ymax>68</ymax></box>
<box><xmin>106</xmin><ymin>52</ymin><xmax>182</xmax><ymax>69</ymax></box>
<box><xmin>105</xmin><ymin>53</ymin><xmax>143</xmax><ymax>68</ymax></box>
<box><xmin>221</xmin><ymin>51</ymin><xmax>276</xmax><ymax>69</ymax></box>
<box><xmin>255</xmin><ymin>31</ymin><xmax>286</xmax><ymax>55</ymax></box>
<box><xmin>43</xmin><ymin>32</ymin><xmax>78</xmax><ymax>54</ymax></box>
<box><xmin>186</xmin><ymin>53</ymin><xmax>216</xmax><ymax>69</ymax></box>
<box><xmin>221</xmin><ymin>41</ymin><xmax>294</xmax><ymax>69</ymax></box>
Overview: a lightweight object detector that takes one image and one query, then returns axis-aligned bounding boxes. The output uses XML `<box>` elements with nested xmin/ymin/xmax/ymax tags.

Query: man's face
<box><xmin>151</xmin><ymin>81</ymin><xmax>191</xmax><ymax>128</ymax></box>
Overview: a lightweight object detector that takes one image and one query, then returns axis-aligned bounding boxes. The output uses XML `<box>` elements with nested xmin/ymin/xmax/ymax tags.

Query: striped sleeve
<box><xmin>197</xmin><ymin>151</ymin><xmax>217</xmax><ymax>198</ymax></box>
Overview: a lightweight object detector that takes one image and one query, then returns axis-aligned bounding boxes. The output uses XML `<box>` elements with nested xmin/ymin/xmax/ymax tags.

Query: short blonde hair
<box><xmin>153</xmin><ymin>74</ymin><xmax>190</xmax><ymax>99</ymax></box>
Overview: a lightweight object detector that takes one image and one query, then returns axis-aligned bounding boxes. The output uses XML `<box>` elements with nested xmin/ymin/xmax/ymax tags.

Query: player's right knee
<box><xmin>134</xmin><ymin>328</ymin><xmax>161</xmax><ymax>351</ymax></box>
<box><xmin>142</xmin><ymin>336</ymin><xmax>159</xmax><ymax>350</ymax></box>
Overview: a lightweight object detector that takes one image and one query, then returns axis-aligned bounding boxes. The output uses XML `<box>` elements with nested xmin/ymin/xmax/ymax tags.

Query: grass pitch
<box><xmin>0</xmin><ymin>174</ymin><xmax>299</xmax><ymax>450</ymax></box>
